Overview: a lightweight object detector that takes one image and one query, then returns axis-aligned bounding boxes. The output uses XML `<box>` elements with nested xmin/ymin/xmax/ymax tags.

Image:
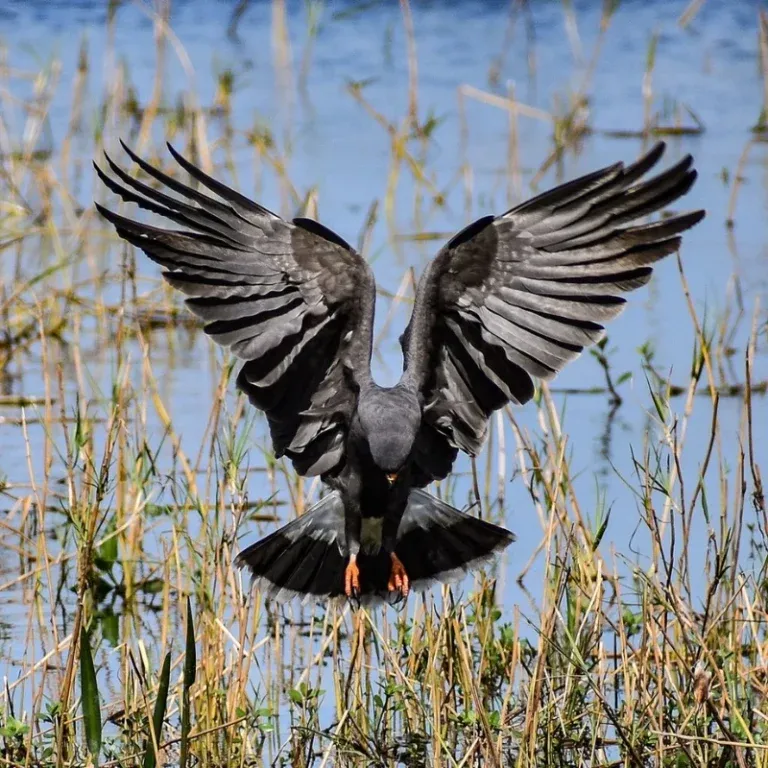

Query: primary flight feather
<box><xmin>95</xmin><ymin>141</ymin><xmax>704</xmax><ymax>603</ymax></box>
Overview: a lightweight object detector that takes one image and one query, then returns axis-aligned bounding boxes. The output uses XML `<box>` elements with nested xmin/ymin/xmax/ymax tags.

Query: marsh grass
<box><xmin>1</xmin><ymin>1</ymin><xmax>767</xmax><ymax>767</ymax></box>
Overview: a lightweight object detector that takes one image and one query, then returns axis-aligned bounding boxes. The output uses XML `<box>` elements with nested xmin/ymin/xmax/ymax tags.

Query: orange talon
<box><xmin>344</xmin><ymin>556</ymin><xmax>361</xmax><ymax>598</ymax></box>
<box><xmin>387</xmin><ymin>553</ymin><xmax>410</xmax><ymax>598</ymax></box>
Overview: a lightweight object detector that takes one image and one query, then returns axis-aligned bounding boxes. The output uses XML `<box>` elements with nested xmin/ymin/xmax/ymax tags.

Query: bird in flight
<box><xmin>95</xmin><ymin>141</ymin><xmax>703</xmax><ymax>604</ymax></box>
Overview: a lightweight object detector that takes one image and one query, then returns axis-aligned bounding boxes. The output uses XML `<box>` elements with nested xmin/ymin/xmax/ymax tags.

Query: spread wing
<box><xmin>401</xmin><ymin>142</ymin><xmax>704</xmax><ymax>485</ymax></box>
<box><xmin>95</xmin><ymin>142</ymin><xmax>375</xmax><ymax>477</ymax></box>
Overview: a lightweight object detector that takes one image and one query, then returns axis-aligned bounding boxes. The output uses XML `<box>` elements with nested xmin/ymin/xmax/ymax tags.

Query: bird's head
<box><xmin>368</xmin><ymin>424</ymin><xmax>416</xmax><ymax>480</ymax></box>
<box><xmin>358</xmin><ymin>386</ymin><xmax>421</xmax><ymax>481</ymax></box>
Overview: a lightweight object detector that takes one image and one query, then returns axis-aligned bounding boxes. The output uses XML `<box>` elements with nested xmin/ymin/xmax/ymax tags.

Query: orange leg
<box><xmin>387</xmin><ymin>552</ymin><xmax>410</xmax><ymax>598</ymax></box>
<box><xmin>344</xmin><ymin>555</ymin><xmax>361</xmax><ymax>597</ymax></box>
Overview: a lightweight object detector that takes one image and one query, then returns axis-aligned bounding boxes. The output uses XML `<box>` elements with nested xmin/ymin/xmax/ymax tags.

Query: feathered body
<box><xmin>96</xmin><ymin>141</ymin><xmax>703</xmax><ymax>603</ymax></box>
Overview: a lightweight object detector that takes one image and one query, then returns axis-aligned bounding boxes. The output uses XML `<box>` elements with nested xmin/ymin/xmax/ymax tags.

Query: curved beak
<box><xmin>386</xmin><ymin>472</ymin><xmax>399</xmax><ymax>486</ymax></box>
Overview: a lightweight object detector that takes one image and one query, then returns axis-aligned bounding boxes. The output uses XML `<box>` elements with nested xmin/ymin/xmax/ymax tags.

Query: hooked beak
<box><xmin>386</xmin><ymin>472</ymin><xmax>399</xmax><ymax>487</ymax></box>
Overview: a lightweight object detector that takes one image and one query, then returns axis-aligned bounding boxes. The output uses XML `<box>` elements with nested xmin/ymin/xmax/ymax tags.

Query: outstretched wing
<box><xmin>402</xmin><ymin>142</ymin><xmax>704</xmax><ymax>485</ymax></box>
<box><xmin>96</xmin><ymin>142</ymin><xmax>375</xmax><ymax>477</ymax></box>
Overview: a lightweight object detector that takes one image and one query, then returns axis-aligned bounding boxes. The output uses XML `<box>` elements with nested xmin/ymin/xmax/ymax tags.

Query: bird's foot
<box><xmin>387</xmin><ymin>552</ymin><xmax>410</xmax><ymax>598</ymax></box>
<box><xmin>344</xmin><ymin>555</ymin><xmax>361</xmax><ymax>598</ymax></box>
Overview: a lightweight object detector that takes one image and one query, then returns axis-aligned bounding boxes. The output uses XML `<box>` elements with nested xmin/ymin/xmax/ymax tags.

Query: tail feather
<box><xmin>268</xmin><ymin>535</ymin><xmax>318</xmax><ymax>594</ymax></box>
<box><xmin>302</xmin><ymin>539</ymin><xmax>344</xmax><ymax>597</ymax></box>
<box><xmin>290</xmin><ymin>538</ymin><xmax>329</xmax><ymax>592</ymax></box>
<box><xmin>236</xmin><ymin>492</ymin><xmax>347</xmax><ymax>603</ymax></box>
<box><xmin>285</xmin><ymin>534</ymin><xmax>345</xmax><ymax>595</ymax></box>
<box><xmin>236</xmin><ymin>489</ymin><xmax>515</xmax><ymax>605</ymax></box>
<box><xmin>396</xmin><ymin>490</ymin><xmax>515</xmax><ymax>593</ymax></box>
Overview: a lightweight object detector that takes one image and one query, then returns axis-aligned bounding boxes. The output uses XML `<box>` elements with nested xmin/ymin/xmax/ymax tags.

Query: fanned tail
<box><xmin>236</xmin><ymin>489</ymin><xmax>514</xmax><ymax>605</ymax></box>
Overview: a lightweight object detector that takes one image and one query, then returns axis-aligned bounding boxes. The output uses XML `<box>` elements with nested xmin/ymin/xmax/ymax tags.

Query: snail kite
<box><xmin>95</xmin><ymin>141</ymin><xmax>703</xmax><ymax>603</ymax></box>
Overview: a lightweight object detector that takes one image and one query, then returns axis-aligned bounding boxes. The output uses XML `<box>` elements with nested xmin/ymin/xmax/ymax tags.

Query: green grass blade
<box><xmin>180</xmin><ymin>597</ymin><xmax>196</xmax><ymax>768</ymax></box>
<box><xmin>143</xmin><ymin>651</ymin><xmax>171</xmax><ymax>768</ymax></box>
<box><xmin>79</xmin><ymin>626</ymin><xmax>102</xmax><ymax>764</ymax></box>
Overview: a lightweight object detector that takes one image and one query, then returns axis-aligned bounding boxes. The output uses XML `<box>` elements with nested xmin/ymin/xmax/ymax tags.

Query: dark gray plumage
<box><xmin>237</xmin><ymin>489</ymin><xmax>513</xmax><ymax>604</ymax></box>
<box><xmin>95</xmin><ymin>141</ymin><xmax>704</xmax><ymax>603</ymax></box>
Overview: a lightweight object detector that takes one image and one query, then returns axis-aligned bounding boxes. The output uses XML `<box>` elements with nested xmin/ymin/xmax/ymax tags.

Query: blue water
<box><xmin>1</xmin><ymin>0</ymin><xmax>767</xmax><ymax>746</ymax></box>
